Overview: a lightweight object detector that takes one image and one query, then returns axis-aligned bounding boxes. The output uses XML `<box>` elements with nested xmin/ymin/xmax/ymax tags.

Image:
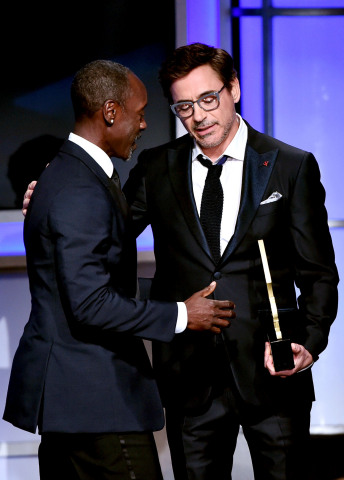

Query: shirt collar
<box><xmin>68</xmin><ymin>132</ymin><xmax>114</xmax><ymax>177</ymax></box>
<box><xmin>192</xmin><ymin>114</ymin><xmax>248</xmax><ymax>164</ymax></box>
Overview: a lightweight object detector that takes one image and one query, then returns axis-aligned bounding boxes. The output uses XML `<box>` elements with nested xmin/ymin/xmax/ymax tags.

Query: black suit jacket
<box><xmin>124</xmin><ymin>122</ymin><xmax>339</xmax><ymax>412</ymax></box>
<box><xmin>3</xmin><ymin>140</ymin><xmax>178</xmax><ymax>434</ymax></box>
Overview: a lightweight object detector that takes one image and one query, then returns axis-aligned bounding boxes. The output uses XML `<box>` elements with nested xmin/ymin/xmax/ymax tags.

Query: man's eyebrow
<box><xmin>174</xmin><ymin>89</ymin><xmax>219</xmax><ymax>104</ymax></box>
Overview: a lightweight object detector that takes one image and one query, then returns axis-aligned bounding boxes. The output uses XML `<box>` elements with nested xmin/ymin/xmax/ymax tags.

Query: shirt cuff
<box><xmin>175</xmin><ymin>302</ymin><xmax>188</xmax><ymax>333</ymax></box>
<box><xmin>297</xmin><ymin>361</ymin><xmax>314</xmax><ymax>373</ymax></box>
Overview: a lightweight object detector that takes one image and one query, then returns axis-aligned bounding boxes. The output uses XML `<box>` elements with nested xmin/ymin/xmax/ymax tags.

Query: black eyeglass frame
<box><xmin>170</xmin><ymin>84</ymin><xmax>227</xmax><ymax>119</ymax></box>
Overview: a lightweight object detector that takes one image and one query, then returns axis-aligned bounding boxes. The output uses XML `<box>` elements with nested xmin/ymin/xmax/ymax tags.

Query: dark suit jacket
<box><xmin>3</xmin><ymin>140</ymin><xmax>178</xmax><ymax>434</ymax></box>
<box><xmin>124</xmin><ymin>121</ymin><xmax>339</xmax><ymax>413</ymax></box>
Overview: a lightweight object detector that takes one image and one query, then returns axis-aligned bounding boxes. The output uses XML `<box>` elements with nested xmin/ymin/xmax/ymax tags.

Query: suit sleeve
<box><xmin>289</xmin><ymin>152</ymin><xmax>339</xmax><ymax>359</ymax></box>
<box><xmin>48</xmin><ymin>181</ymin><xmax>177</xmax><ymax>342</ymax></box>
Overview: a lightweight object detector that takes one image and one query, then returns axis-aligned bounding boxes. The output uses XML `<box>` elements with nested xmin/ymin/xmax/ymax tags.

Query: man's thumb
<box><xmin>200</xmin><ymin>281</ymin><xmax>216</xmax><ymax>297</ymax></box>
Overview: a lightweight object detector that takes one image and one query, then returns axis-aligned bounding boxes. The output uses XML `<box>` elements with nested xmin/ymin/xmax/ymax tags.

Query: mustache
<box><xmin>192</xmin><ymin>120</ymin><xmax>217</xmax><ymax>132</ymax></box>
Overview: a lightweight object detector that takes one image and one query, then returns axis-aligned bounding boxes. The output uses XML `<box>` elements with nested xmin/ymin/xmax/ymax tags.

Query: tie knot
<box><xmin>197</xmin><ymin>155</ymin><xmax>213</xmax><ymax>169</ymax></box>
<box><xmin>110</xmin><ymin>168</ymin><xmax>121</xmax><ymax>188</ymax></box>
<box><xmin>197</xmin><ymin>155</ymin><xmax>227</xmax><ymax>179</ymax></box>
<box><xmin>197</xmin><ymin>154</ymin><xmax>227</xmax><ymax>169</ymax></box>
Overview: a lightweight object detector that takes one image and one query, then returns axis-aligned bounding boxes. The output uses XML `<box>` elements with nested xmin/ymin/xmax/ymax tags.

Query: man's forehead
<box><xmin>128</xmin><ymin>73</ymin><xmax>146</xmax><ymax>93</ymax></box>
<box><xmin>127</xmin><ymin>73</ymin><xmax>147</xmax><ymax>105</ymax></box>
<box><xmin>170</xmin><ymin>65</ymin><xmax>222</xmax><ymax>100</ymax></box>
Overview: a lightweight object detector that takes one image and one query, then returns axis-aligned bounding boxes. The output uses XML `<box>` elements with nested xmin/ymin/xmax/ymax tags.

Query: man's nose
<box><xmin>192</xmin><ymin>102</ymin><xmax>207</xmax><ymax>122</ymax></box>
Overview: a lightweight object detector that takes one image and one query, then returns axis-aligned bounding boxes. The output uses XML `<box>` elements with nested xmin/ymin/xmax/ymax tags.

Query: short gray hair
<box><xmin>71</xmin><ymin>60</ymin><xmax>131</xmax><ymax>119</ymax></box>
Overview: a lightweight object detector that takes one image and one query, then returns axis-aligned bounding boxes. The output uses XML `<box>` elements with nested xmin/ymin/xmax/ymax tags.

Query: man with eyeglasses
<box><xmin>123</xmin><ymin>43</ymin><xmax>338</xmax><ymax>479</ymax></box>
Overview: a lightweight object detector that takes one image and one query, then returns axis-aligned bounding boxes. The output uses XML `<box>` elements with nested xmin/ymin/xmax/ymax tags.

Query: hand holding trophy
<box><xmin>258</xmin><ymin>239</ymin><xmax>295</xmax><ymax>372</ymax></box>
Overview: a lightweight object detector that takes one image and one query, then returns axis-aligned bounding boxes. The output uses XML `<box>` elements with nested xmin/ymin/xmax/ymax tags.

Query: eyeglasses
<box><xmin>170</xmin><ymin>84</ymin><xmax>226</xmax><ymax>119</ymax></box>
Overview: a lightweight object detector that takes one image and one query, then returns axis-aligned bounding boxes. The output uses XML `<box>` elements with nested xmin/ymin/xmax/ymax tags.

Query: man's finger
<box><xmin>213</xmin><ymin>318</ymin><xmax>231</xmax><ymax>328</ymax></box>
<box><xmin>199</xmin><ymin>281</ymin><xmax>216</xmax><ymax>297</ymax></box>
<box><xmin>213</xmin><ymin>300</ymin><xmax>236</xmax><ymax>310</ymax></box>
<box><xmin>215</xmin><ymin>310</ymin><xmax>235</xmax><ymax>321</ymax></box>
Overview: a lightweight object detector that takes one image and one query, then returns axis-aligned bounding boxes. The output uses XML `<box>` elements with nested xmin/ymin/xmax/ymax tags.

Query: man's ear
<box><xmin>103</xmin><ymin>100</ymin><xmax>118</xmax><ymax>126</ymax></box>
<box><xmin>231</xmin><ymin>77</ymin><xmax>241</xmax><ymax>104</ymax></box>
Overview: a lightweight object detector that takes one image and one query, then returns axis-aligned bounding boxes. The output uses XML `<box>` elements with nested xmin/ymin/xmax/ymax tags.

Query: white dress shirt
<box><xmin>69</xmin><ymin>132</ymin><xmax>114</xmax><ymax>177</ymax></box>
<box><xmin>68</xmin><ymin>133</ymin><xmax>187</xmax><ymax>333</ymax></box>
<box><xmin>191</xmin><ymin>114</ymin><xmax>248</xmax><ymax>255</ymax></box>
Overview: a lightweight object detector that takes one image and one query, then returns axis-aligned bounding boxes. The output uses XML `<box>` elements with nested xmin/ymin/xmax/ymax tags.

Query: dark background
<box><xmin>0</xmin><ymin>0</ymin><xmax>176</xmax><ymax>208</ymax></box>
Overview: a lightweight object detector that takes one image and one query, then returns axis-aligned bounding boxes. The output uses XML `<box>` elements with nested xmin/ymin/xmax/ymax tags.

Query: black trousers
<box><xmin>38</xmin><ymin>432</ymin><xmax>163</xmax><ymax>480</ymax></box>
<box><xmin>165</xmin><ymin>388</ymin><xmax>312</xmax><ymax>480</ymax></box>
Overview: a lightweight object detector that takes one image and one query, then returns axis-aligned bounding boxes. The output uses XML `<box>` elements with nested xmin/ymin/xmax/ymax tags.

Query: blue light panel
<box><xmin>186</xmin><ymin>0</ymin><xmax>220</xmax><ymax>46</ymax></box>
<box><xmin>272</xmin><ymin>15</ymin><xmax>344</xmax><ymax>220</ymax></box>
<box><xmin>240</xmin><ymin>0</ymin><xmax>262</xmax><ymax>6</ymax></box>
<box><xmin>239</xmin><ymin>16</ymin><xmax>264</xmax><ymax>132</ymax></box>
<box><xmin>0</xmin><ymin>222</ymin><xmax>154</xmax><ymax>257</ymax></box>
<box><xmin>273</xmin><ymin>0</ymin><xmax>344</xmax><ymax>6</ymax></box>
<box><xmin>0</xmin><ymin>222</ymin><xmax>24</xmax><ymax>256</ymax></box>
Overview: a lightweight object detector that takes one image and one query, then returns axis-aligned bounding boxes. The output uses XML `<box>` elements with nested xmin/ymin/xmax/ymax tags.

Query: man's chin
<box><xmin>196</xmin><ymin>137</ymin><xmax>222</xmax><ymax>150</ymax></box>
<box><xmin>124</xmin><ymin>142</ymin><xmax>137</xmax><ymax>161</ymax></box>
<box><xmin>125</xmin><ymin>148</ymin><xmax>134</xmax><ymax>162</ymax></box>
<box><xmin>192</xmin><ymin>130</ymin><xmax>218</xmax><ymax>146</ymax></box>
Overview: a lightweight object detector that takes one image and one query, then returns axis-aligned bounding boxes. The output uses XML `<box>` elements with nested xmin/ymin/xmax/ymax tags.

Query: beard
<box><xmin>191</xmin><ymin>113</ymin><xmax>237</xmax><ymax>150</ymax></box>
<box><xmin>125</xmin><ymin>132</ymin><xmax>142</xmax><ymax>161</ymax></box>
<box><xmin>125</xmin><ymin>150</ymin><xmax>134</xmax><ymax>161</ymax></box>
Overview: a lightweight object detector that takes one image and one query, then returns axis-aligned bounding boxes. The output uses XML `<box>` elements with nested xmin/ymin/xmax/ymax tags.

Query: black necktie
<box><xmin>198</xmin><ymin>154</ymin><xmax>227</xmax><ymax>264</ymax></box>
<box><xmin>109</xmin><ymin>168</ymin><xmax>130</xmax><ymax>217</ymax></box>
<box><xmin>111</xmin><ymin>169</ymin><xmax>121</xmax><ymax>188</ymax></box>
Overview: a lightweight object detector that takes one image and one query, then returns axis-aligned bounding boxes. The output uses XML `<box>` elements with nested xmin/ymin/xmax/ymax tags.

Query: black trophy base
<box><xmin>270</xmin><ymin>338</ymin><xmax>295</xmax><ymax>372</ymax></box>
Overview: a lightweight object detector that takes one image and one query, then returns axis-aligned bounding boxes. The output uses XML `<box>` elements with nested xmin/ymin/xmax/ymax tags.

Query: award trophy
<box><xmin>258</xmin><ymin>239</ymin><xmax>295</xmax><ymax>372</ymax></box>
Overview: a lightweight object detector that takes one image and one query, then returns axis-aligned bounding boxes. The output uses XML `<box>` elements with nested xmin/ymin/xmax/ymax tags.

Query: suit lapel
<box><xmin>167</xmin><ymin>139</ymin><xmax>212</xmax><ymax>259</ymax></box>
<box><xmin>61</xmin><ymin>141</ymin><xmax>130</xmax><ymax>218</ymax></box>
<box><xmin>221</xmin><ymin>144</ymin><xmax>278</xmax><ymax>263</ymax></box>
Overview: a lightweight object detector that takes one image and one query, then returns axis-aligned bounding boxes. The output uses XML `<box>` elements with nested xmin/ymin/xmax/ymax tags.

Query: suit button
<box><xmin>213</xmin><ymin>272</ymin><xmax>222</xmax><ymax>280</ymax></box>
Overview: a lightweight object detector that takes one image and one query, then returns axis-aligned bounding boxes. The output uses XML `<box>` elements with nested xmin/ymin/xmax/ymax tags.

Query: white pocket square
<box><xmin>260</xmin><ymin>191</ymin><xmax>282</xmax><ymax>205</ymax></box>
